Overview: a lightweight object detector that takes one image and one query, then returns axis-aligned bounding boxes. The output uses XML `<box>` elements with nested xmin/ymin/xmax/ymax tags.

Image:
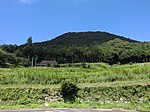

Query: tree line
<box><xmin>30</xmin><ymin>38</ymin><xmax>150</xmax><ymax>65</ymax></box>
<box><xmin>1</xmin><ymin>36</ymin><xmax>150</xmax><ymax>67</ymax></box>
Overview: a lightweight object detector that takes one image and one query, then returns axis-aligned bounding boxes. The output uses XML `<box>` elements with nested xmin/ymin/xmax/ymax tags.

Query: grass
<box><xmin>0</xmin><ymin>62</ymin><xmax>150</xmax><ymax>85</ymax></box>
<box><xmin>0</xmin><ymin>62</ymin><xmax>150</xmax><ymax>111</ymax></box>
<box><xmin>0</xmin><ymin>104</ymin><xmax>42</xmax><ymax>109</ymax></box>
<box><xmin>1</xmin><ymin>102</ymin><xmax>150</xmax><ymax>111</ymax></box>
<box><xmin>46</xmin><ymin>102</ymin><xmax>150</xmax><ymax>111</ymax></box>
<box><xmin>1</xmin><ymin>80</ymin><xmax>150</xmax><ymax>89</ymax></box>
<box><xmin>0</xmin><ymin>84</ymin><xmax>59</xmax><ymax>88</ymax></box>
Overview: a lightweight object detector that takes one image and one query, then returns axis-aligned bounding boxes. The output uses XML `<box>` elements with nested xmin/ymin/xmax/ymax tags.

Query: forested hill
<box><xmin>34</xmin><ymin>31</ymin><xmax>138</xmax><ymax>47</ymax></box>
<box><xmin>1</xmin><ymin>31</ymin><xmax>149</xmax><ymax>67</ymax></box>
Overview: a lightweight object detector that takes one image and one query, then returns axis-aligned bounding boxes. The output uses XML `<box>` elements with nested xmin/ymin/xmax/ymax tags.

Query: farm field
<box><xmin>1</xmin><ymin>62</ymin><xmax>150</xmax><ymax>85</ymax></box>
<box><xmin>0</xmin><ymin>62</ymin><xmax>150</xmax><ymax>111</ymax></box>
<box><xmin>1</xmin><ymin>0</ymin><xmax>150</xmax><ymax>111</ymax></box>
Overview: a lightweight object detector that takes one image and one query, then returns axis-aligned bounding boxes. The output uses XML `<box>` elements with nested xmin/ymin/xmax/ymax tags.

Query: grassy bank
<box><xmin>0</xmin><ymin>62</ymin><xmax>150</xmax><ymax>111</ymax></box>
<box><xmin>1</xmin><ymin>84</ymin><xmax>150</xmax><ymax>111</ymax></box>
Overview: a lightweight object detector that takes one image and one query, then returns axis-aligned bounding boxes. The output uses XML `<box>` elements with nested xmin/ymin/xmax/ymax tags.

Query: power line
<box><xmin>0</xmin><ymin>40</ymin><xmax>5</xmax><ymax>45</ymax></box>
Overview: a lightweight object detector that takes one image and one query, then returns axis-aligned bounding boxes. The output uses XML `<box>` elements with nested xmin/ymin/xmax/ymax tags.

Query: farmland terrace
<box><xmin>0</xmin><ymin>62</ymin><xmax>150</xmax><ymax>111</ymax></box>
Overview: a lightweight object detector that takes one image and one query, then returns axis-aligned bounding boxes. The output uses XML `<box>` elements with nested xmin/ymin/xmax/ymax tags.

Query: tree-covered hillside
<box><xmin>1</xmin><ymin>31</ymin><xmax>150</xmax><ymax>66</ymax></box>
<box><xmin>27</xmin><ymin>31</ymin><xmax>149</xmax><ymax>65</ymax></box>
<box><xmin>34</xmin><ymin>31</ymin><xmax>138</xmax><ymax>47</ymax></box>
<box><xmin>98</xmin><ymin>39</ymin><xmax>150</xmax><ymax>64</ymax></box>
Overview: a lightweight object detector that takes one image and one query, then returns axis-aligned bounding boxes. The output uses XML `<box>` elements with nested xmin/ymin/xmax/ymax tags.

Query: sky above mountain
<box><xmin>0</xmin><ymin>0</ymin><xmax>150</xmax><ymax>45</ymax></box>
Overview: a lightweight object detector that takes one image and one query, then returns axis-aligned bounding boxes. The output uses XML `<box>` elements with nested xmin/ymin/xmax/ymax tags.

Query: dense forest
<box><xmin>0</xmin><ymin>49</ymin><xmax>30</xmax><ymax>67</ymax></box>
<box><xmin>0</xmin><ymin>31</ymin><xmax>150</xmax><ymax>67</ymax></box>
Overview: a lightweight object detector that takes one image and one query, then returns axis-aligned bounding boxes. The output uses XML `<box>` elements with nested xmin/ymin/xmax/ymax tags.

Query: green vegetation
<box><xmin>0</xmin><ymin>36</ymin><xmax>33</xmax><ymax>67</ymax></box>
<box><xmin>0</xmin><ymin>63</ymin><xmax>150</xmax><ymax>111</ymax></box>
<box><xmin>34</xmin><ymin>31</ymin><xmax>137</xmax><ymax>47</ymax></box>
<box><xmin>0</xmin><ymin>63</ymin><xmax>150</xmax><ymax>85</ymax></box>
<box><xmin>0</xmin><ymin>49</ymin><xmax>30</xmax><ymax>67</ymax></box>
<box><xmin>1</xmin><ymin>84</ymin><xmax>150</xmax><ymax>111</ymax></box>
<box><xmin>0</xmin><ymin>31</ymin><xmax>150</xmax><ymax>111</ymax></box>
<box><xmin>61</xmin><ymin>81</ymin><xmax>80</xmax><ymax>103</ymax></box>
<box><xmin>1</xmin><ymin>32</ymin><xmax>150</xmax><ymax>67</ymax></box>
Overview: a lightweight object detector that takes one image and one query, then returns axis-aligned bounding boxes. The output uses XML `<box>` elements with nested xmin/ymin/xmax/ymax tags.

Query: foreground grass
<box><xmin>1</xmin><ymin>84</ymin><xmax>150</xmax><ymax>111</ymax></box>
<box><xmin>0</xmin><ymin>62</ymin><xmax>150</xmax><ymax>111</ymax></box>
<box><xmin>1</xmin><ymin>102</ymin><xmax>150</xmax><ymax>111</ymax></box>
<box><xmin>0</xmin><ymin>104</ymin><xmax>41</xmax><ymax>109</ymax></box>
<box><xmin>46</xmin><ymin>102</ymin><xmax>150</xmax><ymax>111</ymax></box>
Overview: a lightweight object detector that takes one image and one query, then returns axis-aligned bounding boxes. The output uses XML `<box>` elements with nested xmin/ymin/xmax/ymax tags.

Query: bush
<box><xmin>81</xmin><ymin>63</ymin><xmax>87</xmax><ymax>68</ymax></box>
<box><xmin>60</xmin><ymin>81</ymin><xmax>80</xmax><ymax>103</ymax></box>
<box><xmin>81</xmin><ymin>63</ymin><xmax>90</xmax><ymax>68</ymax></box>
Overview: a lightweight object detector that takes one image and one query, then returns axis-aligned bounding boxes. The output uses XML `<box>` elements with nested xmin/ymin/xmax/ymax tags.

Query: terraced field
<box><xmin>0</xmin><ymin>62</ymin><xmax>150</xmax><ymax>111</ymax></box>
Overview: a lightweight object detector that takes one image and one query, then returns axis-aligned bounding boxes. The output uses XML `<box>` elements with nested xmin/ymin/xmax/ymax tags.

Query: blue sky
<box><xmin>0</xmin><ymin>0</ymin><xmax>150</xmax><ymax>45</ymax></box>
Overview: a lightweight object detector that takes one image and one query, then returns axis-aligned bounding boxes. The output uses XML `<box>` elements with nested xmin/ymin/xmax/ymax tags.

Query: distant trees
<box><xmin>25</xmin><ymin>38</ymin><xmax>150</xmax><ymax>65</ymax></box>
<box><xmin>1</xmin><ymin>44</ymin><xmax>17</xmax><ymax>53</ymax></box>
<box><xmin>0</xmin><ymin>49</ymin><xmax>30</xmax><ymax>67</ymax></box>
<box><xmin>45</xmin><ymin>38</ymin><xmax>150</xmax><ymax>64</ymax></box>
<box><xmin>1</xmin><ymin>32</ymin><xmax>150</xmax><ymax>66</ymax></box>
<box><xmin>0</xmin><ymin>37</ymin><xmax>32</xmax><ymax>67</ymax></box>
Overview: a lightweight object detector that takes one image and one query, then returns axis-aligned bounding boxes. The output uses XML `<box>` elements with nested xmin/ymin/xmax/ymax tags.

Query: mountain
<box><xmin>2</xmin><ymin>31</ymin><xmax>150</xmax><ymax>65</ymax></box>
<box><xmin>34</xmin><ymin>31</ymin><xmax>138</xmax><ymax>47</ymax></box>
<box><xmin>16</xmin><ymin>31</ymin><xmax>150</xmax><ymax>65</ymax></box>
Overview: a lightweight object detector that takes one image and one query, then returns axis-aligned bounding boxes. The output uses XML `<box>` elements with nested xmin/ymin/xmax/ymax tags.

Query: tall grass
<box><xmin>0</xmin><ymin>63</ymin><xmax>150</xmax><ymax>85</ymax></box>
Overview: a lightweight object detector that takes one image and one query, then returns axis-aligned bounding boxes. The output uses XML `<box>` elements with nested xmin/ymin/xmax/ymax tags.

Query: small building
<box><xmin>38</xmin><ymin>60</ymin><xmax>58</xmax><ymax>67</ymax></box>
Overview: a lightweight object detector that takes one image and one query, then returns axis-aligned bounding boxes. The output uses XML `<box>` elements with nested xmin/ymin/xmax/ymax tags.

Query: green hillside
<box><xmin>34</xmin><ymin>31</ymin><xmax>138</xmax><ymax>47</ymax></box>
<box><xmin>30</xmin><ymin>31</ymin><xmax>146</xmax><ymax>64</ymax></box>
<box><xmin>1</xmin><ymin>31</ymin><xmax>150</xmax><ymax>66</ymax></box>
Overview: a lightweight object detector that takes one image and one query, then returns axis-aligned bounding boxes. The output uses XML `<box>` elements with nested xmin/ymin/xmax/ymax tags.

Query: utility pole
<box><xmin>35</xmin><ymin>56</ymin><xmax>38</xmax><ymax>68</ymax></box>
<box><xmin>31</xmin><ymin>56</ymin><xmax>34</xmax><ymax>67</ymax></box>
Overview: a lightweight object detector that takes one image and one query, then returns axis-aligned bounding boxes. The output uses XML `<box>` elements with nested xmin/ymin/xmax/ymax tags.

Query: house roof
<box><xmin>39</xmin><ymin>60</ymin><xmax>57</xmax><ymax>65</ymax></box>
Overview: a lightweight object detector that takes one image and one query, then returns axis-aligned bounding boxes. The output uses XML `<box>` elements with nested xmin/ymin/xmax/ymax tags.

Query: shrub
<box><xmin>81</xmin><ymin>63</ymin><xmax>87</xmax><ymax>68</ymax></box>
<box><xmin>60</xmin><ymin>81</ymin><xmax>80</xmax><ymax>103</ymax></box>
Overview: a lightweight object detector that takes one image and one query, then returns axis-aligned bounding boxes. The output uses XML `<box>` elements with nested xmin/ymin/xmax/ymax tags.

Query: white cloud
<box><xmin>18</xmin><ymin>0</ymin><xmax>38</xmax><ymax>4</ymax></box>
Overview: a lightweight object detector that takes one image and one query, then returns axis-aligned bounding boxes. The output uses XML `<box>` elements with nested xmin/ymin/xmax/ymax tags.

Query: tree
<box><xmin>22</xmin><ymin>36</ymin><xmax>33</xmax><ymax>59</ymax></box>
<box><xmin>0</xmin><ymin>49</ymin><xmax>30</xmax><ymax>67</ymax></box>
<box><xmin>27</xmin><ymin>36</ymin><xmax>32</xmax><ymax>47</ymax></box>
<box><xmin>0</xmin><ymin>49</ymin><xmax>6</xmax><ymax>67</ymax></box>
